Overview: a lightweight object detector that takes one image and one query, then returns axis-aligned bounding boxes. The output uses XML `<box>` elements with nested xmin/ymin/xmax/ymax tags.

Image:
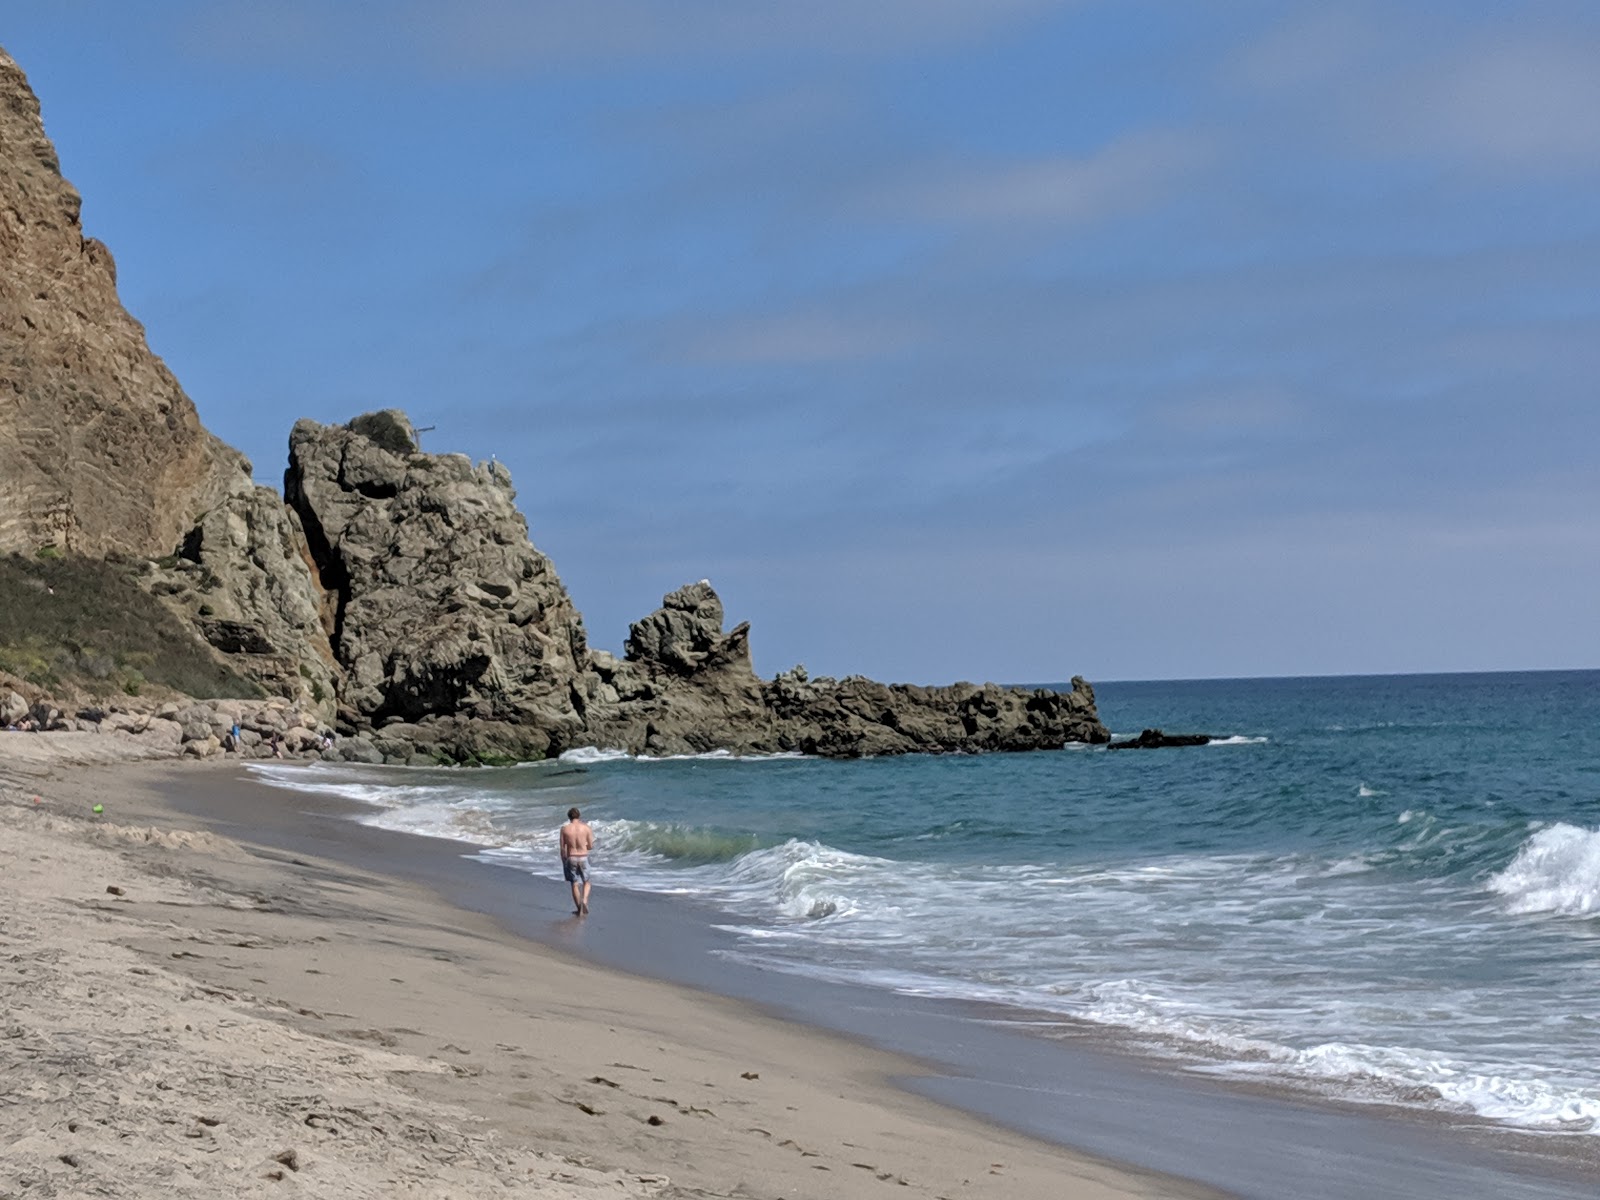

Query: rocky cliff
<box><xmin>284</xmin><ymin>411</ymin><xmax>592</xmax><ymax>760</ymax></box>
<box><xmin>0</xmin><ymin>47</ymin><xmax>250</xmax><ymax>558</ymax></box>
<box><xmin>0</xmin><ymin>44</ymin><xmax>1109</xmax><ymax>762</ymax></box>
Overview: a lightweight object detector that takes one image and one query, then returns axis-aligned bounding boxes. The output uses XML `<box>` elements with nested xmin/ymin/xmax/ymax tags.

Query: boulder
<box><xmin>139</xmin><ymin>717</ymin><xmax>185</xmax><ymax>751</ymax></box>
<box><xmin>1108</xmin><ymin>728</ymin><xmax>1212</xmax><ymax>750</ymax></box>
<box><xmin>336</xmin><ymin>736</ymin><xmax>384</xmax><ymax>765</ymax></box>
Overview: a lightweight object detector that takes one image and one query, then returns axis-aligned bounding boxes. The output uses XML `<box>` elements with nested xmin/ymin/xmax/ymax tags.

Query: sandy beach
<box><xmin>0</xmin><ymin>736</ymin><xmax>1213</xmax><ymax>1200</ymax></box>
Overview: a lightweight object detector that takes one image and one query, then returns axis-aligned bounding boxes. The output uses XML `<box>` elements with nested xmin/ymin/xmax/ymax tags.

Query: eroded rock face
<box><xmin>152</xmin><ymin>487</ymin><xmax>340</xmax><ymax>718</ymax></box>
<box><xmin>0</xmin><ymin>47</ymin><xmax>251</xmax><ymax>558</ymax></box>
<box><xmin>284</xmin><ymin>411</ymin><xmax>591</xmax><ymax>757</ymax></box>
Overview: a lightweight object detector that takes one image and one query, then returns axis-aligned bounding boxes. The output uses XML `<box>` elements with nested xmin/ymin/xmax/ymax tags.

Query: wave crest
<box><xmin>603</xmin><ymin>820</ymin><xmax>763</xmax><ymax>865</ymax></box>
<box><xmin>558</xmin><ymin>746</ymin><xmax>805</xmax><ymax>764</ymax></box>
<box><xmin>1488</xmin><ymin>823</ymin><xmax>1600</xmax><ymax>917</ymax></box>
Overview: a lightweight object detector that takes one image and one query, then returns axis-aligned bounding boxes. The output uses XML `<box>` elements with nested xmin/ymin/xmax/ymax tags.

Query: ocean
<box><xmin>252</xmin><ymin>669</ymin><xmax>1600</xmax><ymax>1139</ymax></box>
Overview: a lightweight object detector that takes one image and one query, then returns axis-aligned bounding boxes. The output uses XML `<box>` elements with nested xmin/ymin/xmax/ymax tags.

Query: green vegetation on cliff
<box><xmin>0</xmin><ymin>553</ymin><xmax>259</xmax><ymax>699</ymax></box>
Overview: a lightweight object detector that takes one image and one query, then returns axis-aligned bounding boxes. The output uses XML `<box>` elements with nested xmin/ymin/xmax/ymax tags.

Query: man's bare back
<box><xmin>560</xmin><ymin>807</ymin><xmax>594</xmax><ymax>915</ymax></box>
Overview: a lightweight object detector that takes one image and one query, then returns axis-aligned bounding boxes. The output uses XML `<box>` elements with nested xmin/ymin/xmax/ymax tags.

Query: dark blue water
<box><xmin>257</xmin><ymin>669</ymin><xmax>1600</xmax><ymax>1134</ymax></box>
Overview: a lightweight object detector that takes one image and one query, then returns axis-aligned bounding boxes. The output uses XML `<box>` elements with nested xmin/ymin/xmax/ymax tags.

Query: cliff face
<box><xmin>0</xmin><ymin>48</ymin><xmax>250</xmax><ymax>557</ymax></box>
<box><xmin>152</xmin><ymin>485</ymin><xmax>340</xmax><ymax>718</ymax></box>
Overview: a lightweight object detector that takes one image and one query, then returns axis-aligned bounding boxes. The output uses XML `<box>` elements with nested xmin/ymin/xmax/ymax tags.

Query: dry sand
<box><xmin>0</xmin><ymin>735</ymin><xmax>1217</xmax><ymax>1199</ymax></box>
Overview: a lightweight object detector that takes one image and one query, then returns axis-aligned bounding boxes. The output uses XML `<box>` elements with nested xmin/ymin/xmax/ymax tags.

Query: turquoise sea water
<box><xmin>256</xmin><ymin>669</ymin><xmax>1600</xmax><ymax>1135</ymax></box>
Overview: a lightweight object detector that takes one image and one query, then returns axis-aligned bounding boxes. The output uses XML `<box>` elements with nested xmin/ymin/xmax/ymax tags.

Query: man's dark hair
<box><xmin>568</xmin><ymin>807</ymin><xmax>581</xmax><ymax>820</ymax></box>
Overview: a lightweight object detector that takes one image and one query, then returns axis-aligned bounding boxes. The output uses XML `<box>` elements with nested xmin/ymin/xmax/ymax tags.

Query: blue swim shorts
<box><xmin>563</xmin><ymin>857</ymin><xmax>590</xmax><ymax>884</ymax></box>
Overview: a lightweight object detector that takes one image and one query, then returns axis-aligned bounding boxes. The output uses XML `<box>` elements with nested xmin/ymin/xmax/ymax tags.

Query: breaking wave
<box><xmin>1488</xmin><ymin>824</ymin><xmax>1600</xmax><ymax>918</ymax></box>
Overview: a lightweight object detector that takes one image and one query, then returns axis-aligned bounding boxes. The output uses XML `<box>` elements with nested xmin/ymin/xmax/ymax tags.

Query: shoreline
<box><xmin>5</xmin><ymin>745</ymin><xmax>1597</xmax><ymax>1198</ymax></box>
<box><xmin>227</xmin><ymin>752</ymin><xmax>1600</xmax><ymax>1173</ymax></box>
<box><xmin>176</xmin><ymin>759</ymin><xmax>1600</xmax><ymax>1198</ymax></box>
<box><xmin>209</xmin><ymin>764</ymin><xmax>1600</xmax><ymax>1200</ymax></box>
<box><xmin>1</xmin><ymin>745</ymin><xmax>1215</xmax><ymax>1200</ymax></box>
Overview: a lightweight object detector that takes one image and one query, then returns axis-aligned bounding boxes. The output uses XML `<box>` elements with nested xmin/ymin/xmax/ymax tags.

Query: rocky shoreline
<box><xmin>0</xmin><ymin>45</ymin><xmax>1108</xmax><ymax>764</ymax></box>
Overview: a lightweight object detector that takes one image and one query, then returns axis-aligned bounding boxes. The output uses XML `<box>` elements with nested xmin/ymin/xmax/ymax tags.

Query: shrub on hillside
<box><xmin>0</xmin><ymin>553</ymin><xmax>260</xmax><ymax>699</ymax></box>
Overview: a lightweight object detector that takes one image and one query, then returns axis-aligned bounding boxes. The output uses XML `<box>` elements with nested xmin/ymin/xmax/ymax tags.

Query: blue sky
<box><xmin>7</xmin><ymin>2</ymin><xmax>1598</xmax><ymax>683</ymax></box>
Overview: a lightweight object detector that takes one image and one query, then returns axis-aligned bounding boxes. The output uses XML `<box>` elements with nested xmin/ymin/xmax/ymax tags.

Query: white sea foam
<box><xmin>558</xmin><ymin>746</ymin><xmax>633</xmax><ymax>764</ymax></box>
<box><xmin>1358</xmin><ymin>783</ymin><xmax>1381</xmax><ymax>798</ymax></box>
<box><xmin>1207</xmin><ymin>735</ymin><xmax>1268</xmax><ymax>746</ymax></box>
<box><xmin>558</xmin><ymin>746</ymin><xmax>805</xmax><ymax>764</ymax></box>
<box><xmin>1022</xmin><ymin>981</ymin><xmax>1600</xmax><ymax>1133</ymax></box>
<box><xmin>1488</xmin><ymin>823</ymin><xmax>1600</xmax><ymax>917</ymax></box>
<box><xmin>1323</xmin><ymin>855</ymin><xmax>1374</xmax><ymax>876</ymax></box>
<box><xmin>248</xmin><ymin>763</ymin><xmax>446</xmax><ymax>808</ymax></box>
<box><xmin>712</xmin><ymin>840</ymin><xmax>889</xmax><ymax>920</ymax></box>
<box><xmin>1201</xmin><ymin>1041</ymin><xmax>1600</xmax><ymax>1131</ymax></box>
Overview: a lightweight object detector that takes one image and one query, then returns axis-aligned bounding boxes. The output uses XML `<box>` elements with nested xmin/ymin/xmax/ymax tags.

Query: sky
<box><xmin>6</xmin><ymin>2</ymin><xmax>1598</xmax><ymax>683</ymax></box>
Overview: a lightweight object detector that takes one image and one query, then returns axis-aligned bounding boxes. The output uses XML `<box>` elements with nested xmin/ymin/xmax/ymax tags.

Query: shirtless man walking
<box><xmin>559</xmin><ymin>807</ymin><xmax>594</xmax><ymax>916</ymax></box>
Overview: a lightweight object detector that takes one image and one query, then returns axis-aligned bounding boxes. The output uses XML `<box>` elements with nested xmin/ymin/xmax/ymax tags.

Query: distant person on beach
<box><xmin>559</xmin><ymin>807</ymin><xmax>594</xmax><ymax>916</ymax></box>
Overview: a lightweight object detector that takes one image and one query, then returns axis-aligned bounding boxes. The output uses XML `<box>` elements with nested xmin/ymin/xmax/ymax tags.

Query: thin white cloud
<box><xmin>884</xmin><ymin>131</ymin><xmax>1213</xmax><ymax>228</ymax></box>
<box><xmin>1373</xmin><ymin>36</ymin><xmax>1600</xmax><ymax>174</ymax></box>
<box><xmin>1229</xmin><ymin>8</ymin><xmax>1380</xmax><ymax>92</ymax></box>
<box><xmin>680</xmin><ymin>311</ymin><xmax>919</xmax><ymax>366</ymax></box>
<box><xmin>184</xmin><ymin>0</ymin><xmax>1078</xmax><ymax>72</ymax></box>
<box><xmin>1231</xmin><ymin>10</ymin><xmax>1600</xmax><ymax>177</ymax></box>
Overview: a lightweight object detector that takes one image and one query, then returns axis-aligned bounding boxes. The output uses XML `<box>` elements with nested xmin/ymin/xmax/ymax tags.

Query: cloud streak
<box><xmin>881</xmin><ymin>131</ymin><xmax>1215</xmax><ymax>227</ymax></box>
<box><xmin>184</xmin><ymin>0</ymin><xmax>1079</xmax><ymax>73</ymax></box>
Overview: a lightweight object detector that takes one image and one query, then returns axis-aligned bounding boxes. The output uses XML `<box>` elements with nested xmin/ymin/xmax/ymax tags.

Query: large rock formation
<box><xmin>0</xmin><ymin>47</ymin><xmax>250</xmax><ymax>558</ymax></box>
<box><xmin>284</xmin><ymin>411</ymin><xmax>592</xmax><ymax>759</ymax></box>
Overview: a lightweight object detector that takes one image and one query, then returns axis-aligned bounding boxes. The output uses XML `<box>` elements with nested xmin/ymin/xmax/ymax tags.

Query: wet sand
<box><xmin>1</xmin><ymin>743</ymin><xmax>1215</xmax><ymax>1199</ymax></box>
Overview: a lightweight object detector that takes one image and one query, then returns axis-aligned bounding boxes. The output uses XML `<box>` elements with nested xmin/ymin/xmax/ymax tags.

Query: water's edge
<box><xmin>160</xmin><ymin>764</ymin><xmax>1598</xmax><ymax>1200</ymax></box>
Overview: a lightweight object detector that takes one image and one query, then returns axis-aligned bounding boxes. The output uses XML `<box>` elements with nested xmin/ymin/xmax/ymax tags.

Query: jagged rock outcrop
<box><xmin>581</xmin><ymin>581</ymin><xmax>1108</xmax><ymax>758</ymax></box>
<box><xmin>583</xmin><ymin>581</ymin><xmax>776</xmax><ymax>755</ymax></box>
<box><xmin>1108</xmin><ymin>728</ymin><xmax>1211</xmax><ymax>749</ymax></box>
<box><xmin>765</xmin><ymin>669</ymin><xmax>1105</xmax><ymax>757</ymax></box>
<box><xmin>0</xmin><ymin>47</ymin><xmax>251</xmax><ymax>558</ymax></box>
<box><xmin>284</xmin><ymin>411</ymin><xmax>591</xmax><ymax>759</ymax></box>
